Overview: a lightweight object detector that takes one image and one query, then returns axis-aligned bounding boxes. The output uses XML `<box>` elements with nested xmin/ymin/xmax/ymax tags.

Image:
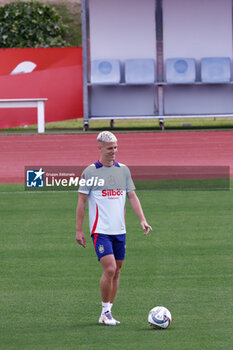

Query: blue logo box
<box><xmin>26</xmin><ymin>168</ymin><xmax>44</xmax><ymax>188</ymax></box>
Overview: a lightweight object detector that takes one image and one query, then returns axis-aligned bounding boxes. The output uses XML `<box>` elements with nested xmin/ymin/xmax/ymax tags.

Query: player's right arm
<box><xmin>76</xmin><ymin>192</ymin><xmax>88</xmax><ymax>248</ymax></box>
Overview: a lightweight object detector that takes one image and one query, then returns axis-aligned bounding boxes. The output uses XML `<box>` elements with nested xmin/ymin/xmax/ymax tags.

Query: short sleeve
<box><xmin>78</xmin><ymin>167</ymin><xmax>91</xmax><ymax>194</ymax></box>
<box><xmin>125</xmin><ymin>166</ymin><xmax>136</xmax><ymax>193</ymax></box>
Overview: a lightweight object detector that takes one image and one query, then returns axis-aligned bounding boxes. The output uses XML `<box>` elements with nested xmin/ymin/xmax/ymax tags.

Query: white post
<box><xmin>158</xmin><ymin>85</ymin><xmax>164</xmax><ymax>116</ymax></box>
<box><xmin>37</xmin><ymin>101</ymin><xmax>45</xmax><ymax>133</ymax></box>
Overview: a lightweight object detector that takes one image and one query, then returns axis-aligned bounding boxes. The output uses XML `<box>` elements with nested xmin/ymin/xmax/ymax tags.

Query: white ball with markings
<box><xmin>148</xmin><ymin>306</ymin><xmax>172</xmax><ymax>329</ymax></box>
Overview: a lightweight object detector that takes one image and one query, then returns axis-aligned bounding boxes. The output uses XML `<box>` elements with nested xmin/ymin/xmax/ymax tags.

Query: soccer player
<box><xmin>76</xmin><ymin>131</ymin><xmax>152</xmax><ymax>326</ymax></box>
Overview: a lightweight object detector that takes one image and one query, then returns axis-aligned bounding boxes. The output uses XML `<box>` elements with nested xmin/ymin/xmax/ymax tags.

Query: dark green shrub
<box><xmin>0</xmin><ymin>1</ymin><xmax>70</xmax><ymax>48</ymax></box>
<box><xmin>51</xmin><ymin>3</ymin><xmax>82</xmax><ymax>47</ymax></box>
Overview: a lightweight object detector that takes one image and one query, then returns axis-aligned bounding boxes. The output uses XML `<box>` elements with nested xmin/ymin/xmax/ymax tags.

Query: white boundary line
<box><xmin>0</xmin><ymin>188</ymin><xmax>232</xmax><ymax>194</ymax></box>
<box><xmin>0</xmin><ymin>190</ymin><xmax>78</xmax><ymax>194</ymax></box>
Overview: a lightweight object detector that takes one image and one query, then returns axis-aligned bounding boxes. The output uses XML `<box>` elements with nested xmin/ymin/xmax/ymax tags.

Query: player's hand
<box><xmin>140</xmin><ymin>220</ymin><xmax>152</xmax><ymax>236</ymax></box>
<box><xmin>76</xmin><ymin>231</ymin><xmax>86</xmax><ymax>248</ymax></box>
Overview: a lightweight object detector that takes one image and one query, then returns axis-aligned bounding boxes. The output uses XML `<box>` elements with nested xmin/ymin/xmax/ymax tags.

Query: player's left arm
<box><xmin>127</xmin><ymin>190</ymin><xmax>152</xmax><ymax>235</ymax></box>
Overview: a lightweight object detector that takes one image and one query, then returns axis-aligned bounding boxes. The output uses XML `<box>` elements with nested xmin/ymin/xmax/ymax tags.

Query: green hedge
<box><xmin>0</xmin><ymin>1</ymin><xmax>70</xmax><ymax>48</ymax></box>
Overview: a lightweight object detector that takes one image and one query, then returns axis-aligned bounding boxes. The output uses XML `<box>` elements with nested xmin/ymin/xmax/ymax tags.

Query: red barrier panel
<box><xmin>0</xmin><ymin>47</ymin><xmax>83</xmax><ymax>129</ymax></box>
<box><xmin>0</xmin><ymin>47</ymin><xmax>83</xmax><ymax>74</ymax></box>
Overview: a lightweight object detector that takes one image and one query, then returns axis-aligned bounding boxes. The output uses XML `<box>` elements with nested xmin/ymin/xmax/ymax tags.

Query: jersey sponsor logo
<box><xmin>102</xmin><ymin>189</ymin><xmax>123</xmax><ymax>197</ymax></box>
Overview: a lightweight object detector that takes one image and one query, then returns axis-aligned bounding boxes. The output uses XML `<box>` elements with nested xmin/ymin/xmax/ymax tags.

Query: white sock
<box><xmin>109</xmin><ymin>303</ymin><xmax>113</xmax><ymax>312</ymax></box>
<box><xmin>102</xmin><ymin>301</ymin><xmax>110</xmax><ymax>314</ymax></box>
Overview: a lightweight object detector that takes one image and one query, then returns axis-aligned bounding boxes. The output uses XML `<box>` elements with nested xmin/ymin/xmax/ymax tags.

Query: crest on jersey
<box><xmin>108</xmin><ymin>175</ymin><xmax>116</xmax><ymax>186</ymax></box>
<box><xmin>98</xmin><ymin>245</ymin><xmax>105</xmax><ymax>254</ymax></box>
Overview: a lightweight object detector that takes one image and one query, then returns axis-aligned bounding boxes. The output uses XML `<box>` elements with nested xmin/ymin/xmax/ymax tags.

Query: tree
<box><xmin>0</xmin><ymin>1</ymin><xmax>70</xmax><ymax>48</ymax></box>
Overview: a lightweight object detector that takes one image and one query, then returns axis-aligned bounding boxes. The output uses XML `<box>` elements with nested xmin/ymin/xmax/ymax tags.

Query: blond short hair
<box><xmin>97</xmin><ymin>131</ymin><xmax>117</xmax><ymax>143</ymax></box>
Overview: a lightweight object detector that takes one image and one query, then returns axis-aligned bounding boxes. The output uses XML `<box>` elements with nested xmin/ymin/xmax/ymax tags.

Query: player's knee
<box><xmin>114</xmin><ymin>265</ymin><xmax>122</xmax><ymax>280</ymax></box>
<box><xmin>104</xmin><ymin>264</ymin><xmax>117</xmax><ymax>279</ymax></box>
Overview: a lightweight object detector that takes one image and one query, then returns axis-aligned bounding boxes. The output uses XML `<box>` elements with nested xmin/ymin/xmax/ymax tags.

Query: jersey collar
<box><xmin>94</xmin><ymin>160</ymin><xmax>120</xmax><ymax>168</ymax></box>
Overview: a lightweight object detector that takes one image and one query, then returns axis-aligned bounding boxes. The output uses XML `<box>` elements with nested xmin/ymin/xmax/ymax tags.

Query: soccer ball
<box><xmin>148</xmin><ymin>306</ymin><xmax>172</xmax><ymax>329</ymax></box>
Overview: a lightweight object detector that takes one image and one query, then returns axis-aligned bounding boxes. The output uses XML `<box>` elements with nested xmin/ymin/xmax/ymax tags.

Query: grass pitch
<box><xmin>0</xmin><ymin>185</ymin><xmax>233</xmax><ymax>350</ymax></box>
<box><xmin>2</xmin><ymin>117</ymin><xmax>233</xmax><ymax>135</ymax></box>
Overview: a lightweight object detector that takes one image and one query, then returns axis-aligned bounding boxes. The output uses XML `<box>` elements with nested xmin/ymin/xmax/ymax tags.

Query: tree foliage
<box><xmin>0</xmin><ymin>1</ymin><xmax>70</xmax><ymax>48</ymax></box>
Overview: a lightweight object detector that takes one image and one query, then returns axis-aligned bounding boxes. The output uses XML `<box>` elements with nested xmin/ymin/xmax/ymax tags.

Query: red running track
<box><xmin>1</xmin><ymin>131</ymin><xmax>233</xmax><ymax>183</ymax></box>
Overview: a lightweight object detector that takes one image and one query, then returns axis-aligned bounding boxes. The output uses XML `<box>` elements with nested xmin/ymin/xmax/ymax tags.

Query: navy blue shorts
<box><xmin>91</xmin><ymin>233</ymin><xmax>126</xmax><ymax>261</ymax></box>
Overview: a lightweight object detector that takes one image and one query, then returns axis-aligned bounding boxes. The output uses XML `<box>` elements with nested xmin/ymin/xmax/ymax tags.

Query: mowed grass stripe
<box><xmin>0</xmin><ymin>187</ymin><xmax>232</xmax><ymax>350</ymax></box>
<box><xmin>0</xmin><ymin>177</ymin><xmax>233</xmax><ymax>193</ymax></box>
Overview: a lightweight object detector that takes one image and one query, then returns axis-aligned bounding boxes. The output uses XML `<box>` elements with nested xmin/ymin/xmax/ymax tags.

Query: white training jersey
<box><xmin>78</xmin><ymin>161</ymin><xmax>135</xmax><ymax>235</ymax></box>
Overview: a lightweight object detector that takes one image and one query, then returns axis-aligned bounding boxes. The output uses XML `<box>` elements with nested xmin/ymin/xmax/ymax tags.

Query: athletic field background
<box><xmin>1</xmin><ymin>184</ymin><xmax>232</xmax><ymax>350</ymax></box>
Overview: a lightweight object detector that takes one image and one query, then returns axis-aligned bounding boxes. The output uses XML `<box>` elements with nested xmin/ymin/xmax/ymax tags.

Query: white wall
<box><xmin>163</xmin><ymin>0</ymin><xmax>232</xmax><ymax>59</ymax></box>
<box><xmin>91</xmin><ymin>86</ymin><xmax>156</xmax><ymax>116</ymax></box>
<box><xmin>89</xmin><ymin>0</ymin><xmax>156</xmax><ymax>116</ymax></box>
<box><xmin>89</xmin><ymin>0</ymin><xmax>156</xmax><ymax>60</ymax></box>
<box><xmin>164</xmin><ymin>85</ymin><xmax>233</xmax><ymax>115</ymax></box>
<box><xmin>163</xmin><ymin>0</ymin><xmax>233</xmax><ymax>115</ymax></box>
<box><xmin>87</xmin><ymin>0</ymin><xmax>233</xmax><ymax>117</ymax></box>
